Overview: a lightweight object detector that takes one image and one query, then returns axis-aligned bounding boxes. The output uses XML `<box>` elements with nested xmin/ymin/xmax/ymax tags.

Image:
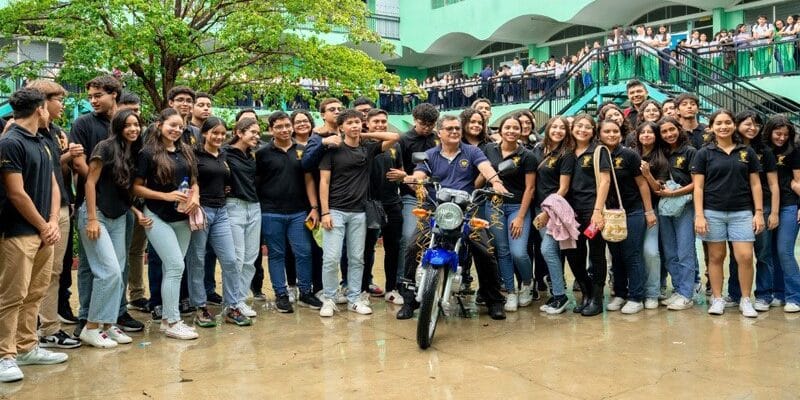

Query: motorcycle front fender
<box><xmin>421</xmin><ymin>247</ymin><xmax>459</xmax><ymax>272</ymax></box>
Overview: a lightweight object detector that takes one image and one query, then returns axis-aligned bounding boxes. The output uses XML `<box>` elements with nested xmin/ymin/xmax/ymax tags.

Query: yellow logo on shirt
<box><xmin>777</xmin><ymin>155</ymin><xmax>786</xmax><ymax>166</ymax></box>
<box><xmin>296</xmin><ymin>150</ymin><xmax>303</xmax><ymax>160</ymax></box>
<box><xmin>459</xmin><ymin>159</ymin><xmax>469</xmax><ymax>169</ymax></box>
<box><xmin>512</xmin><ymin>156</ymin><xmax>520</xmax><ymax>166</ymax></box>
<box><xmin>739</xmin><ymin>150</ymin><xmax>748</xmax><ymax>163</ymax></box>
<box><xmin>703</xmin><ymin>133</ymin><xmax>712</xmax><ymax>143</ymax></box>
<box><xmin>675</xmin><ymin>156</ymin><xmax>685</xmax><ymax>168</ymax></box>
<box><xmin>614</xmin><ymin>157</ymin><xmax>624</xmax><ymax>169</ymax></box>
<box><xmin>389</xmin><ymin>148</ymin><xmax>396</xmax><ymax>159</ymax></box>
<box><xmin>581</xmin><ymin>155</ymin><xmax>592</xmax><ymax>167</ymax></box>
<box><xmin>546</xmin><ymin>156</ymin><xmax>557</xmax><ymax>168</ymax></box>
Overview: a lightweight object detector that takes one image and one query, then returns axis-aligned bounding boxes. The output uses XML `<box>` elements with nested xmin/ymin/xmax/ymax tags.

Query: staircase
<box><xmin>530</xmin><ymin>40</ymin><xmax>800</xmax><ymax>125</ymax></box>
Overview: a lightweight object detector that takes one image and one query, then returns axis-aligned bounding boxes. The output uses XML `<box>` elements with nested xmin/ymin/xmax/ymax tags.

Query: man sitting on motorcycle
<box><xmin>397</xmin><ymin>115</ymin><xmax>509</xmax><ymax>321</ymax></box>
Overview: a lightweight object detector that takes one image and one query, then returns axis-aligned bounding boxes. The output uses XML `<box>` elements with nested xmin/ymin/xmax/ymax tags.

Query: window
<box><xmin>478</xmin><ymin>42</ymin><xmax>525</xmax><ymax>55</ymax></box>
<box><xmin>431</xmin><ymin>0</ymin><xmax>464</xmax><ymax>10</ymax></box>
<box><xmin>631</xmin><ymin>5</ymin><xmax>704</xmax><ymax>25</ymax></box>
<box><xmin>548</xmin><ymin>25</ymin><xmax>603</xmax><ymax>42</ymax></box>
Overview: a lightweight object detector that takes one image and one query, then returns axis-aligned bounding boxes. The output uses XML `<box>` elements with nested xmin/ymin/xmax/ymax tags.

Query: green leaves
<box><xmin>0</xmin><ymin>0</ymin><xmax>397</xmax><ymax>114</ymax></box>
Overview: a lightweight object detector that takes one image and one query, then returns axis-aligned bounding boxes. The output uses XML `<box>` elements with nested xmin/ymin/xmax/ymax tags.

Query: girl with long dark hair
<box><xmin>78</xmin><ymin>109</ymin><xmax>146</xmax><ymax>348</ymax></box>
<box><xmin>132</xmin><ymin>108</ymin><xmax>200</xmax><ymax>339</ymax></box>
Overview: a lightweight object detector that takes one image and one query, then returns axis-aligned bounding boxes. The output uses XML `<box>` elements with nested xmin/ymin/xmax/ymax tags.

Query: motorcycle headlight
<box><xmin>434</xmin><ymin>202</ymin><xmax>463</xmax><ymax>231</ymax></box>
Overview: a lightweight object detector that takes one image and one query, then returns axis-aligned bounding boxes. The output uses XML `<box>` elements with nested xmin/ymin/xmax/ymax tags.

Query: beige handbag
<box><xmin>593</xmin><ymin>145</ymin><xmax>627</xmax><ymax>242</ymax></box>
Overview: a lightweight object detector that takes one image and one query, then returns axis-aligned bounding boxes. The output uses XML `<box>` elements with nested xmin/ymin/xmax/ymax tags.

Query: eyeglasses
<box><xmin>294</xmin><ymin>119</ymin><xmax>310</xmax><ymax>125</ymax></box>
<box><xmin>87</xmin><ymin>92</ymin><xmax>108</xmax><ymax>101</ymax></box>
<box><xmin>272</xmin><ymin>123</ymin><xmax>292</xmax><ymax>131</ymax></box>
<box><xmin>172</xmin><ymin>97</ymin><xmax>194</xmax><ymax>104</ymax></box>
<box><xmin>325</xmin><ymin>107</ymin><xmax>343</xmax><ymax>113</ymax></box>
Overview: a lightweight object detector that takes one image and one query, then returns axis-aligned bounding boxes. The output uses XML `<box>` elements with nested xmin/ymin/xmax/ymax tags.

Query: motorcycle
<box><xmin>408</xmin><ymin>152</ymin><xmax>515</xmax><ymax>349</ymax></box>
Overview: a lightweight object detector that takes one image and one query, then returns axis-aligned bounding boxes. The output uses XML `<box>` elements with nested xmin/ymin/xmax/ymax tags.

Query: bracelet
<box><xmin>311</xmin><ymin>206</ymin><xmax>319</xmax><ymax>210</ymax></box>
<box><xmin>321</xmin><ymin>212</ymin><xmax>330</xmax><ymax>217</ymax></box>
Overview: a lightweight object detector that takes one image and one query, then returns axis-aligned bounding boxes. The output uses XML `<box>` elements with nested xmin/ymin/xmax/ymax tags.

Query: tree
<box><xmin>0</xmin><ymin>0</ymin><xmax>398</xmax><ymax>111</ymax></box>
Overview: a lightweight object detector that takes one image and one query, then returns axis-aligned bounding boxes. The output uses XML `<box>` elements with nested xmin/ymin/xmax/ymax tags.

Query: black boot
<box><xmin>581</xmin><ymin>283</ymin><xmax>604</xmax><ymax>316</ymax></box>
<box><xmin>573</xmin><ymin>280</ymin><xmax>592</xmax><ymax>314</ymax></box>
<box><xmin>396</xmin><ymin>283</ymin><xmax>419</xmax><ymax>320</ymax></box>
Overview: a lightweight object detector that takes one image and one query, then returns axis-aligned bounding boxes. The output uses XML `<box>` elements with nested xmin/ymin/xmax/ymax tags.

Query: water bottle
<box><xmin>176</xmin><ymin>176</ymin><xmax>190</xmax><ymax>211</ymax></box>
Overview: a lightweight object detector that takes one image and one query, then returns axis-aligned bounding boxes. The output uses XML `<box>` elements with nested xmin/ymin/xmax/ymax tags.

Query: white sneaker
<box><xmin>770</xmin><ymin>298</ymin><xmax>785</xmax><ymax>307</ymax></box>
<box><xmin>739</xmin><ymin>298</ymin><xmax>758</xmax><ymax>318</ymax></box>
<box><xmin>518</xmin><ymin>283</ymin><xmax>534</xmax><ymax>307</ymax></box>
<box><xmin>621</xmin><ymin>301</ymin><xmax>644</xmax><ymax>314</ymax></box>
<box><xmin>105</xmin><ymin>326</ymin><xmax>132</xmax><ymax>344</ymax></box>
<box><xmin>723</xmin><ymin>295</ymin><xmax>738</xmax><ymax>308</ymax></box>
<box><xmin>334</xmin><ymin>287</ymin><xmax>348</xmax><ymax>304</ymax></box>
<box><xmin>238</xmin><ymin>302</ymin><xmax>257</xmax><ymax>318</ymax></box>
<box><xmin>504</xmin><ymin>293</ymin><xmax>519</xmax><ymax>312</ymax></box>
<box><xmin>164</xmin><ymin>321</ymin><xmax>199</xmax><ymax>340</ymax></box>
<box><xmin>644</xmin><ymin>298</ymin><xmax>659</xmax><ymax>309</ymax></box>
<box><xmin>606</xmin><ymin>296</ymin><xmax>625</xmax><ymax>311</ymax></box>
<box><xmin>784</xmin><ymin>302</ymin><xmax>800</xmax><ymax>313</ymax></box>
<box><xmin>16</xmin><ymin>345</ymin><xmax>68</xmax><ymax>365</ymax></box>
<box><xmin>667</xmin><ymin>294</ymin><xmax>694</xmax><ymax>311</ymax></box>
<box><xmin>753</xmin><ymin>299</ymin><xmax>771</xmax><ymax>312</ymax></box>
<box><xmin>660</xmin><ymin>293</ymin><xmax>679</xmax><ymax>307</ymax></box>
<box><xmin>288</xmin><ymin>286</ymin><xmax>297</xmax><ymax>303</ymax></box>
<box><xmin>0</xmin><ymin>358</ymin><xmax>23</xmax><ymax>383</ymax></box>
<box><xmin>319</xmin><ymin>299</ymin><xmax>338</xmax><ymax>317</ymax></box>
<box><xmin>79</xmin><ymin>327</ymin><xmax>117</xmax><ymax>349</ymax></box>
<box><xmin>384</xmin><ymin>290</ymin><xmax>404</xmax><ymax>305</ymax></box>
<box><xmin>708</xmin><ymin>297</ymin><xmax>726</xmax><ymax>315</ymax></box>
<box><xmin>348</xmin><ymin>301</ymin><xmax>373</xmax><ymax>315</ymax></box>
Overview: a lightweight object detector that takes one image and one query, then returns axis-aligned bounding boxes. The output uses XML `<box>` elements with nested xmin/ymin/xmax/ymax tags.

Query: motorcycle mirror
<box><xmin>412</xmin><ymin>152</ymin><xmax>429</xmax><ymax>164</ymax></box>
<box><xmin>497</xmin><ymin>159</ymin><xmax>518</xmax><ymax>176</ymax></box>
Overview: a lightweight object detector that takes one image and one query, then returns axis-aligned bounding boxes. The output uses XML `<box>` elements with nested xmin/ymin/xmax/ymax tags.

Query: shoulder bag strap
<box><xmin>593</xmin><ymin>145</ymin><xmax>624</xmax><ymax>211</ymax></box>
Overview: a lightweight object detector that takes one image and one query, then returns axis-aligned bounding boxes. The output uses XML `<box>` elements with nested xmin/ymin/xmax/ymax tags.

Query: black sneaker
<box><xmin>275</xmin><ymin>294</ymin><xmax>294</xmax><ymax>313</ymax></box>
<box><xmin>117</xmin><ymin>312</ymin><xmax>144</xmax><ymax>332</ymax></box>
<box><xmin>40</xmin><ymin>330</ymin><xmax>82</xmax><ymax>349</ymax></box>
<box><xmin>127</xmin><ymin>298</ymin><xmax>150</xmax><ymax>312</ymax></box>
<box><xmin>73</xmin><ymin>319</ymin><xmax>87</xmax><ymax>338</ymax></box>
<box><xmin>179</xmin><ymin>299</ymin><xmax>195</xmax><ymax>316</ymax></box>
<box><xmin>298</xmin><ymin>292</ymin><xmax>323</xmax><ymax>309</ymax></box>
<box><xmin>151</xmin><ymin>305</ymin><xmax>163</xmax><ymax>321</ymax></box>
<box><xmin>206</xmin><ymin>292</ymin><xmax>223</xmax><ymax>306</ymax></box>
<box><xmin>58</xmin><ymin>307</ymin><xmax>79</xmax><ymax>325</ymax></box>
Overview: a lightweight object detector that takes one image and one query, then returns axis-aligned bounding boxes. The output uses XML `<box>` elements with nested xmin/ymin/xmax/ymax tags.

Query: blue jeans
<box><xmin>727</xmin><ymin>209</ymin><xmax>773</xmax><ymax>302</ymax></box>
<box><xmin>399</xmin><ymin>194</ymin><xmax>419</xmax><ymax>277</ymax></box>
<box><xmin>77</xmin><ymin>205</ymin><xmax>125</xmax><ymax>324</ymax></box>
<box><xmin>144</xmin><ymin>208</ymin><xmax>191</xmax><ymax>323</ymax></box>
<box><xmin>226</xmin><ymin>198</ymin><xmax>261</xmax><ymax>302</ymax></box>
<box><xmin>186</xmin><ymin>206</ymin><xmax>241</xmax><ymax>308</ymax></box>
<box><xmin>659</xmin><ymin>208</ymin><xmax>697</xmax><ymax>299</ymax></box>
<box><xmin>262</xmin><ymin>211</ymin><xmax>314</xmax><ymax>295</ymax></box>
<box><xmin>608</xmin><ymin>210</ymin><xmax>646</xmax><ymax>302</ymax></box>
<box><xmin>643</xmin><ymin>221</ymin><xmax>661</xmax><ymax>299</ymax></box>
<box><xmin>772</xmin><ymin>205</ymin><xmax>800</xmax><ymax>304</ymax></box>
<box><xmin>536</xmin><ymin>208</ymin><xmax>565</xmax><ymax>297</ymax></box>
<box><xmin>487</xmin><ymin>203</ymin><xmax>532</xmax><ymax>292</ymax></box>
<box><xmin>322</xmin><ymin>210</ymin><xmax>366</xmax><ymax>304</ymax></box>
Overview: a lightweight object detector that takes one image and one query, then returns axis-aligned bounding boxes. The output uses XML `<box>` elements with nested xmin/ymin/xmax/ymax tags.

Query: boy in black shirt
<box><xmin>318</xmin><ymin>109</ymin><xmax>399</xmax><ymax>317</ymax></box>
<box><xmin>0</xmin><ymin>88</ymin><xmax>67</xmax><ymax>383</ymax></box>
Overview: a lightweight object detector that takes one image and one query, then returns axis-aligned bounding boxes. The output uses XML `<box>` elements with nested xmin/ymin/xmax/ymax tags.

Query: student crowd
<box><xmin>1</xmin><ymin>75</ymin><xmax>799</xmax><ymax>384</ymax></box>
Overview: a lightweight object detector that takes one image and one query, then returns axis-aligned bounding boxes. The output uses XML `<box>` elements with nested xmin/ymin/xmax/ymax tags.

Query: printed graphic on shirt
<box><xmin>614</xmin><ymin>156</ymin><xmax>624</xmax><ymax>169</ymax></box>
<box><xmin>777</xmin><ymin>155</ymin><xmax>786</xmax><ymax>166</ymax></box>
<box><xmin>459</xmin><ymin>159</ymin><xmax>469</xmax><ymax>169</ymax></box>
<box><xmin>739</xmin><ymin>150</ymin><xmax>748</xmax><ymax>163</ymax></box>
<box><xmin>546</xmin><ymin>156</ymin><xmax>557</xmax><ymax>168</ymax></box>
<box><xmin>512</xmin><ymin>156</ymin><xmax>520</xmax><ymax>166</ymax></box>
<box><xmin>296</xmin><ymin>149</ymin><xmax>303</xmax><ymax>160</ymax></box>
<box><xmin>581</xmin><ymin>155</ymin><xmax>592</xmax><ymax>168</ymax></box>
<box><xmin>675</xmin><ymin>156</ymin><xmax>686</xmax><ymax>168</ymax></box>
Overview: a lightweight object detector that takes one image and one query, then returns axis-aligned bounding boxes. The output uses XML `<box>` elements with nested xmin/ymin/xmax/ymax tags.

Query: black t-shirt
<box><xmin>691</xmin><ymin>143</ymin><xmax>761</xmax><ymax>212</ymax></box>
<box><xmin>255</xmin><ymin>141</ymin><xmax>310</xmax><ymax>213</ymax></box>
<box><xmin>532</xmin><ymin>145</ymin><xmax>576</xmax><ymax>208</ymax></box>
<box><xmin>182</xmin><ymin>126</ymin><xmax>200</xmax><ymax>146</ymax></box>
<box><xmin>608</xmin><ymin>146</ymin><xmax>644</xmax><ymax>211</ymax></box>
<box><xmin>641</xmin><ymin>150</ymin><xmax>669</xmax><ymax>208</ymax></box>
<box><xmin>223</xmin><ymin>145</ymin><xmax>258</xmax><ymax>203</ymax></box>
<box><xmin>136</xmin><ymin>147</ymin><xmax>192</xmax><ymax>222</ymax></box>
<box><xmin>569</xmin><ymin>143</ymin><xmax>611</xmax><ymax>211</ymax></box>
<box><xmin>665</xmin><ymin>144</ymin><xmax>697</xmax><ymax>186</ymax></box>
<box><xmin>320</xmin><ymin>140</ymin><xmax>383</xmax><ymax>212</ymax></box>
<box><xmin>194</xmin><ymin>147</ymin><xmax>229</xmax><ymax>208</ymax></box>
<box><xmin>484</xmin><ymin>143</ymin><xmax>535</xmax><ymax>205</ymax></box>
<box><xmin>368</xmin><ymin>142</ymin><xmax>403</xmax><ymax>205</ymax></box>
<box><xmin>774</xmin><ymin>147</ymin><xmax>800</xmax><ymax>207</ymax></box>
<box><xmin>688</xmin><ymin>123</ymin><xmax>710</xmax><ymax>149</ymax></box>
<box><xmin>0</xmin><ymin>125</ymin><xmax>54</xmax><ymax>237</ymax></box>
<box><xmin>399</xmin><ymin>128</ymin><xmax>438</xmax><ymax>196</ymax></box>
<box><xmin>90</xmin><ymin>141</ymin><xmax>132</xmax><ymax>219</ymax></box>
<box><xmin>753</xmin><ymin>146</ymin><xmax>777</xmax><ymax>209</ymax></box>
<box><xmin>69</xmin><ymin>112</ymin><xmax>111</xmax><ymax>206</ymax></box>
<box><xmin>40</xmin><ymin>123</ymin><xmax>69</xmax><ymax>207</ymax></box>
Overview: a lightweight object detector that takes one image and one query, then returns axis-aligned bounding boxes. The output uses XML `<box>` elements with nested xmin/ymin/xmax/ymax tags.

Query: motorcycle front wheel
<box><xmin>416</xmin><ymin>266</ymin><xmax>447</xmax><ymax>349</ymax></box>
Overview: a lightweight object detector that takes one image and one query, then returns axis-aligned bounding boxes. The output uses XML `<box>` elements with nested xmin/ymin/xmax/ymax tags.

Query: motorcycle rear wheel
<box><xmin>417</xmin><ymin>266</ymin><xmax>446</xmax><ymax>349</ymax></box>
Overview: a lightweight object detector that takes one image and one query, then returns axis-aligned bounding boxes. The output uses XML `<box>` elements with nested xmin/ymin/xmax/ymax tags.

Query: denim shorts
<box><xmin>702</xmin><ymin>209</ymin><xmax>755</xmax><ymax>242</ymax></box>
